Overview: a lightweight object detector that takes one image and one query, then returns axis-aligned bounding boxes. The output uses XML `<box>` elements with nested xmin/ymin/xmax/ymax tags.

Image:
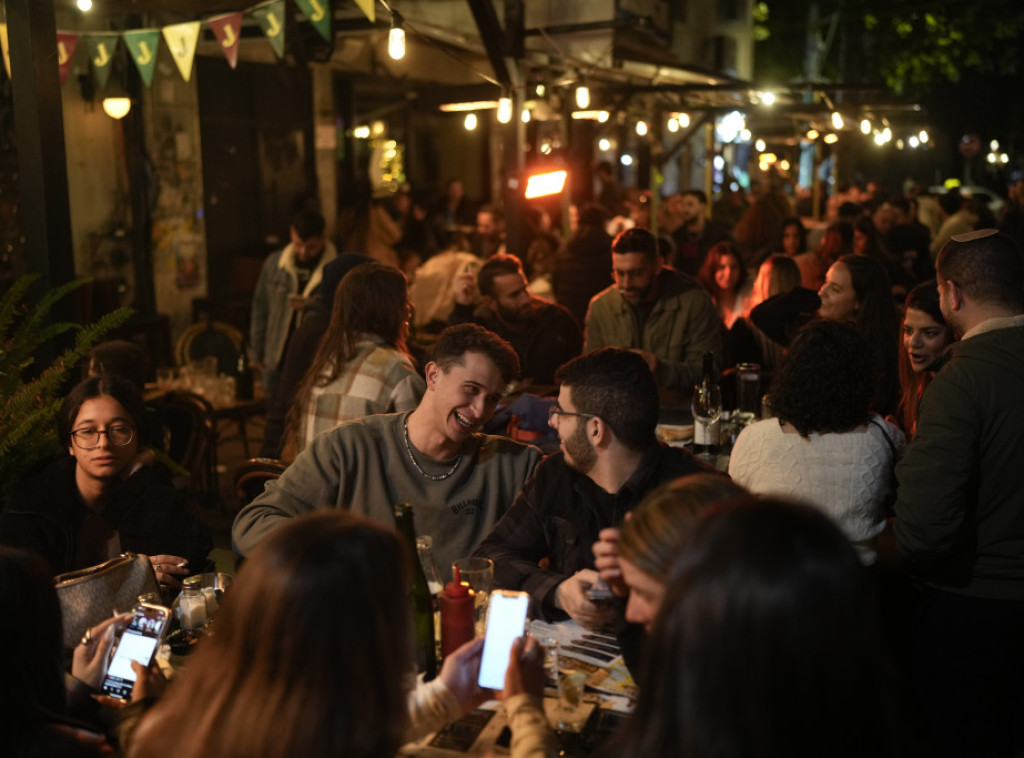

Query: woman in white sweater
<box><xmin>729</xmin><ymin>319</ymin><xmax>905</xmax><ymax>556</ymax></box>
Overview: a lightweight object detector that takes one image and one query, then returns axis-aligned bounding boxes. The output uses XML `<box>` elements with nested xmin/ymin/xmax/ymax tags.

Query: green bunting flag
<box><xmin>123</xmin><ymin>30</ymin><xmax>160</xmax><ymax>87</ymax></box>
<box><xmin>253</xmin><ymin>0</ymin><xmax>287</xmax><ymax>60</ymax></box>
<box><xmin>85</xmin><ymin>34</ymin><xmax>119</xmax><ymax>89</ymax></box>
<box><xmin>295</xmin><ymin>0</ymin><xmax>332</xmax><ymax>43</ymax></box>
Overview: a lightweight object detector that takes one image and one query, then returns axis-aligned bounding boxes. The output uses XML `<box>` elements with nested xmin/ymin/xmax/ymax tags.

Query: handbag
<box><xmin>54</xmin><ymin>553</ymin><xmax>160</xmax><ymax>650</ymax></box>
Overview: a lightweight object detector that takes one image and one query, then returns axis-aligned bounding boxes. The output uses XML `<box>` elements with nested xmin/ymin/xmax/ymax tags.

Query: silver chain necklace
<box><xmin>402</xmin><ymin>416</ymin><xmax>463</xmax><ymax>481</ymax></box>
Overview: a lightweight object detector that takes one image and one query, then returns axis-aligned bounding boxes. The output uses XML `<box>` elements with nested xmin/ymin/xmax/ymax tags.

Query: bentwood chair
<box><xmin>233</xmin><ymin>458</ymin><xmax>288</xmax><ymax>510</ymax></box>
<box><xmin>175</xmin><ymin>319</ymin><xmax>244</xmax><ymax>377</ymax></box>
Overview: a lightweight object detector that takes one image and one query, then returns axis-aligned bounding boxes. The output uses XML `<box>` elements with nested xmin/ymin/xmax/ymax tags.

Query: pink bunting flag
<box><xmin>208</xmin><ymin>12</ymin><xmax>243</xmax><ymax>69</ymax></box>
<box><xmin>57</xmin><ymin>33</ymin><xmax>78</xmax><ymax>85</ymax></box>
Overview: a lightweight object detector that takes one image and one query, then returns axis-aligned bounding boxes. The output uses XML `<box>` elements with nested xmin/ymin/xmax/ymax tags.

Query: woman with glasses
<box><xmin>0</xmin><ymin>376</ymin><xmax>211</xmax><ymax>580</ymax></box>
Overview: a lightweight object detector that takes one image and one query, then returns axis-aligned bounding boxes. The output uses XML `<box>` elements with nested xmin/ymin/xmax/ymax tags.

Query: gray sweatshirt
<box><xmin>232</xmin><ymin>412</ymin><xmax>542</xmax><ymax>575</ymax></box>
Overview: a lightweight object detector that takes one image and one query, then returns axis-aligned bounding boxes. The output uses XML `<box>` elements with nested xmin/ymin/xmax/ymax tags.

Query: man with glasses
<box><xmin>474</xmin><ymin>348</ymin><xmax>709</xmax><ymax>629</ymax></box>
<box><xmin>584</xmin><ymin>227</ymin><xmax>721</xmax><ymax>400</ymax></box>
<box><xmin>251</xmin><ymin>209</ymin><xmax>337</xmax><ymax>402</ymax></box>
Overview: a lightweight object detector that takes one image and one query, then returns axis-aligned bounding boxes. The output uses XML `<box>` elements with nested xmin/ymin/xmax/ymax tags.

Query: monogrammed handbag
<box><xmin>54</xmin><ymin>553</ymin><xmax>159</xmax><ymax>650</ymax></box>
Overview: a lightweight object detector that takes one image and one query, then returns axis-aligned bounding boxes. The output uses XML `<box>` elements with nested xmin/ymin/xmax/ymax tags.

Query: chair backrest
<box><xmin>234</xmin><ymin>458</ymin><xmax>288</xmax><ymax>509</ymax></box>
<box><xmin>150</xmin><ymin>390</ymin><xmax>215</xmax><ymax>490</ymax></box>
<box><xmin>176</xmin><ymin>320</ymin><xmax>244</xmax><ymax>376</ymax></box>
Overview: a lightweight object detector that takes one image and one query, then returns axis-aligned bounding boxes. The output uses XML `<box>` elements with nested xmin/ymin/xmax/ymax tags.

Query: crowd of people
<box><xmin>2</xmin><ymin>171</ymin><xmax>1023</xmax><ymax>758</ymax></box>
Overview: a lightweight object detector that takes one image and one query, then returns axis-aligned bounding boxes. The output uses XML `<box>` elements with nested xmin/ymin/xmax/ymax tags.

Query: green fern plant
<box><xmin>0</xmin><ymin>275</ymin><xmax>133</xmax><ymax>496</ymax></box>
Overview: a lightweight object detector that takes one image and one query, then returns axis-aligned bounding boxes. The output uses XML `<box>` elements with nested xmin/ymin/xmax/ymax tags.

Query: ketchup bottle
<box><xmin>440</xmin><ymin>566</ymin><xmax>475</xmax><ymax>660</ymax></box>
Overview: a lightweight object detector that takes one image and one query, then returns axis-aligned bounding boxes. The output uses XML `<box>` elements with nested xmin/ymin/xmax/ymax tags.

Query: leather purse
<box><xmin>54</xmin><ymin>553</ymin><xmax>160</xmax><ymax>650</ymax></box>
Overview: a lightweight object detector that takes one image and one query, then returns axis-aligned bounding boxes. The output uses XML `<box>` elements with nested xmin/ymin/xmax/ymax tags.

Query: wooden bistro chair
<box><xmin>233</xmin><ymin>458</ymin><xmax>288</xmax><ymax>510</ymax></box>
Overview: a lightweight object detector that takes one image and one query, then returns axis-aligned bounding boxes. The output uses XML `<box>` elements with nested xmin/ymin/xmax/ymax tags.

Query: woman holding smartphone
<box><xmin>0</xmin><ymin>376</ymin><xmax>211</xmax><ymax>583</ymax></box>
<box><xmin>130</xmin><ymin>511</ymin><xmax>556</xmax><ymax>758</ymax></box>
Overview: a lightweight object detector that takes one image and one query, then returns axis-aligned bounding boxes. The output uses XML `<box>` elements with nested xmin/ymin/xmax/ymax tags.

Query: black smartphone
<box><xmin>100</xmin><ymin>603</ymin><xmax>171</xmax><ymax>700</ymax></box>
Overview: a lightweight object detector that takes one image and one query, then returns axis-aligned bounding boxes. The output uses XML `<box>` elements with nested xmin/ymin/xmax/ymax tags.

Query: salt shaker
<box><xmin>177</xmin><ymin>576</ymin><xmax>207</xmax><ymax>631</ymax></box>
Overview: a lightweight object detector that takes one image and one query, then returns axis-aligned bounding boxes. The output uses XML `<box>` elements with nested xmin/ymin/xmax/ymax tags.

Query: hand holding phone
<box><xmin>477</xmin><ymin>591</ymin><xmax>530</xmax><ymax>690</ymax></box>
<box><xmin>100</xmin><ymin>603</ymin><xmax>170</xmax><ymax>700</ymax></box>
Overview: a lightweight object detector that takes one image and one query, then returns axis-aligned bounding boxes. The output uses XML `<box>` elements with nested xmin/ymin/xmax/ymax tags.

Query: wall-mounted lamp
<box><xmin>388</xmin><ymin>12</ymin><xmax>406</xmax><ymax>61</ymax></box>
<box><xmin>102</xmin><ymin>96</ymin><xmax>131</xmax><ymax>119</ymax></box>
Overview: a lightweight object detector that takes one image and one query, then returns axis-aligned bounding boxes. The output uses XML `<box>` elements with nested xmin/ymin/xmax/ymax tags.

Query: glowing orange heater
<box><xmin>524</xmin><ymin>170</ymin><xmax>568</xmax><ymax>199</ymax></box>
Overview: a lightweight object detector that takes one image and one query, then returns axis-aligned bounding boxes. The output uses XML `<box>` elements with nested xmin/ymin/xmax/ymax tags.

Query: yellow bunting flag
<box><xmin>0</xmin><ymin>25</ymin><xmax>9</xmax><ymax>79</ymax></box>
<box><xmin>252</xmin><ymin>0</ymin><xmax>287</xmax><ymax>60</ymax></box>
<box><xmin>57</xmin><ymin>33</ymin><xmax>79</xmax><ymax>85</ymax></box>
<box><xmin>162</xmin><ymin>21</ymin><xmax>201</xmax><ymax>82</ymax></box>
<box><xmin>123</xmin><ymin>30</ymin><xmax>160</xmax><ymax>87</ymax></box>
<box><xmin>85</xmin><ymin>34</ymin><xmax>119</xmax><ymax>88</ymax></box>
<box><xmin>208</xmin><ymin>12</ymin><xmax>243</xmax><ymax>69</ymax></box>
<box><xmin>353</xmin><ymin>0</ymin><xmax>375</xmax><ymax>23</ymax></box>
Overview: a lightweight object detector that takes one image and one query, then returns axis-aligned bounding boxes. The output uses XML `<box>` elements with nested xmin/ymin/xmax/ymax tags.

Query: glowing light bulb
<box><xmin>497</xmin><ymin>97</ymin><xmax>512</xmax><ymax>124</ymax></box>
<box><xmin>636</xmin><ymin>120</ymin><xmax>648</xmax><ymax>136</ymax></box>
<box><xmin>464</xmin><ymin>113</ymin><xmax>477</xmax><ymax>131</ymax></box>
<box><xmin>575</xmin><ymin>85</ymin><xmax>590</xmax><ymax>110</ymax></box>
<box><xmin>388</xmin><ymin>26</ymin><xmax>406</xmax><ymax>61</ymax></box>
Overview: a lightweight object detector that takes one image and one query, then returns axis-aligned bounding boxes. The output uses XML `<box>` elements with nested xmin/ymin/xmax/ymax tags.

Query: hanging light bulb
<box><xmin>919</xmin><ymin>130</ymin><xmax>929</xmax><ymax>143</ymax></box>
<box><xmin>521</xmin><ymin>107</ymin><xmax>531</xmax><ymax>123</ymax></box>
<box><xmin>678</xmin><ymin>112</ymin><xmax>690</xmax><ymax>128</ymax></box>
<box><xmin>667</xmin><ymin>117</ymin><xmax>679</xmax><ymax>133</ymax></box>
<box><xmin>536</xmin><ymin>84</ymin><xmax>546</xmax><ymax>97</ymax></box>
<box><xmin>388</xmin><ymin>13</ymin><xmax>406</xmax><ymax>61</ymax></box>
<box><xmin>575</xmin><ymin>84</ymin><xmax>590</xmax><ymax>110</ymax></box>
<box><xmin>77</xmin><ymin>0</ymin><xmax>93</xmax><ymax>10</ymax></box>
<box><xmin>598</xmin><ymin>138</ymin><xmax>612</xmax><ymax>151</ymax></box>
<box><xmin>102</xmin><ymin>97</ymin><xmax>131</xmax><ymax>119</ymax></box>
<box><xmin>464</xmin><ymin>113</ymin><xmax>477</xmax><ymax>131</ymax></box>
<box><xmin>636</xmin><ymin>120</ymin><xmax>648</xmax><ymax>136</ymax></box>
<box><xmin>755</xmin><ymin>138</ymin><xmax>766</xmax><ymax>152</ymax></box>
<box><xmin>597</xmin><ymin>111</ymin><xmax>609</xmax><ymax>123</ymax></box>
<box><xmin>860</xmin><ymin>118</ymin><xmax>871</xmax><ymax>135</ymax></box>
<box><xmin>497</xmin><ymin>97</ymin><xmax>512</xmax><ymax>124</ymax></box>
<box><xmin>831</xmin><ymin>111</ymin><xmax>844</xmax><ymax>130</ymax></box>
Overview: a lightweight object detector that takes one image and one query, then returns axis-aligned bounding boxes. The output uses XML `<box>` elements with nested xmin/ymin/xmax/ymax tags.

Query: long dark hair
<box><xmin>837</xmin><ymin>254</ymin><xmax>900</xmax><ymax>416</ymax></box>
<box><xmin>287</xmin><ymin>263</ymin><xmax>412</xmax><ymax>447</ymax></box>
<box><xmin>0</xmin><ymin>548</ymin><xmax>66</xmax><ymax>739</ymax></box>
<box><xmin>612</xmin><ymin>498</ymin><xmax>899</xmax><ymax>758</ymax></box>
<box><xmin>897</xmin><ymin>282</ymin><xmax>952</xmax><ymax>435</ymax></box>
<box><xmin>131</xmin><ymin>511</ymin><xmax>412</xmax><ymax>758</ymax></box>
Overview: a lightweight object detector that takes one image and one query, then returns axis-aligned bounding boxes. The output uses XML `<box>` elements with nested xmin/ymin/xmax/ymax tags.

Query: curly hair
<box><xmin>768</xmin><ymin>319</ymin><xmax>874</xmax><ymax>436</ymax></box>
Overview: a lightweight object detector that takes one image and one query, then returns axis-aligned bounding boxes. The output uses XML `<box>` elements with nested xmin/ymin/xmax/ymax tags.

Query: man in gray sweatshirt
<box><xmin>232</xmin><ymin>324</ymin><xmax>542</xmax><ymax>574</ymax></box>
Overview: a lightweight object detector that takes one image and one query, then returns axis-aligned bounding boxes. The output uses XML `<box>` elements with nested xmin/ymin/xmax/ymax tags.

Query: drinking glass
<box><xmin>735</xmin><ymin>363</ymin><xmax>761</xmax><ymax>427</ymax></box>
<box><xmin>451</xmin><ymin>557</ymin><xmax>493</xmax><ymax>636</ymax></box>
<box><xmin>691</xmin><ymin>384</ymin><xmax>722</xmax><ymax>458</ymax></box>
<box><xmin>557</xmin><ymin>668</ymin><xmax>590</xmax><ymax>731</ymax></box>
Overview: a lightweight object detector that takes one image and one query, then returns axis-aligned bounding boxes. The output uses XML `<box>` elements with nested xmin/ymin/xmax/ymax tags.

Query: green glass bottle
<box><xmin>393</xmin><ymin>503</ymin><xmax>438</xmax><ymax>681</ymax></box>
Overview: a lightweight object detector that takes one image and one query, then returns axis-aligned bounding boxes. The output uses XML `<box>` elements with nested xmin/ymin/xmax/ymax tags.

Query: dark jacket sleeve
<box><xmin>473</xmin><ymin>462</ymin><xmax>571</xmax><ymax>621</ymax></box>
<box><xmin>112</xmin><ymin>466</ymin><xmax>213</xmax><ymax>572</ymax></box>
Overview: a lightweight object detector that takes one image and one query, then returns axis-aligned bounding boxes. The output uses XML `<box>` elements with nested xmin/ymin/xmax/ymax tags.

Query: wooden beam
<box><xmin>5</xmin><ymin>0</ymin><xmax>76</xmax><ymax>310</ymax></box>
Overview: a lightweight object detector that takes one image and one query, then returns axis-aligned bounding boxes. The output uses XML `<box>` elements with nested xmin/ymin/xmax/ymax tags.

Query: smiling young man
<box><xmin>232</xmin><ymin>324</ymin><xmax>542</xmax><ymax>572</ymax></box>
<box><xmin>584</xmin><ymin>227</ymin><xmax>721</xmax><ymax>397</ymax></box>
<box><xmin>473</xmin><ymin>348</ymin><xmax>709</xmax><ymax>629</ymax></box>
<box><xmin>449</xmin><ymin>254</ymin><xmax>582</xmax><ymax>385</ymax></box>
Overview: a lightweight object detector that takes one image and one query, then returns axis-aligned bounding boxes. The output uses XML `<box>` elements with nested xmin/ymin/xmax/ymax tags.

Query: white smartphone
<box><xmin>100</xmin><ymin>603</ymin><xmax>171</xmax><ymax>700</ymax></box>
<box><xmin>477</xmin><ymin>590</ymin><xmax>530</xmax><ymax>690</ymax></box>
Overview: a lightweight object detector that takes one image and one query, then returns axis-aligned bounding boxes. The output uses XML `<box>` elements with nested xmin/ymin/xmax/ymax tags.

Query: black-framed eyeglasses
<box><xmin>548</xmin><ymin>406</ymin><xmax>597</xmax><ymax>423</ymax></box>
<box><xmin>70</xmin><ymin>425</ymin><xmax>135</xmax><ymax>449</ymax></box>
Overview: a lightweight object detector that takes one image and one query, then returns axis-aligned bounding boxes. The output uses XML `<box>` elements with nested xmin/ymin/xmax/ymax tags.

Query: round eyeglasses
<box><xmin>70</xmin><ymin>425</ymin><xmax>135</xmax><ymax>449</ymax></box>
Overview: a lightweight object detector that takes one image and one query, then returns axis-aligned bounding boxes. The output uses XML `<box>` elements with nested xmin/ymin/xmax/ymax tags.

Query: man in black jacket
<box><xmin>474</xmin><ymin>348</ymin><xmax>708</xmax><ymax>628</ymax></box>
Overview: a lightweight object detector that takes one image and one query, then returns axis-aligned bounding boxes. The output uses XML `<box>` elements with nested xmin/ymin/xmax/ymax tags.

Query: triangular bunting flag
<box><xmin>123</xmin><ymin>30</ymin><xmax>160</xmax><ymax>87</ymax></box>
<box><xmin>162</xmin><ymin>21</ymin><xmax>201</xmax><ymax>82</ymax></box>
<box><xmin>85</xmin><ymin>34</ymin><xmax>119</xmax><ymax>89</ymax></box>
<box><xmin>252</xmin><ymin>0</ymin><xmax>287</xmax><ymax>60</ymax></box>
<box><xmin>353</xmin><ymin>0</ymin><xmax>375</xmax><ymax>23</ymax></box>
<box><xmin>57</xmin><ymin>33</ymin><xmax>79</xmax><ymax>86</ymax></box>
<box><xmin>0</xmin><ymin>25</ymin><xmax>9</xmax><ymax>79</ymax></box>
<box><xmin>208</xmin><ymin>12</ymin><xmax>243</xmax><ymax>69</ymax></box>
<box><xmin>295</xmin><ymin>0</ymin><xmax>332</xmax><ymax>43</ymax></box>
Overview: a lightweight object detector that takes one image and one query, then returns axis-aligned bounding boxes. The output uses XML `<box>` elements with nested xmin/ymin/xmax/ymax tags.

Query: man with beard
<box><xmin>474</xmin><ymin>349</ymin><xmax>708</xmax><ymax>628</ymax></box>
<box><xmin>669</xmin><ymin>189</ymin><xmax>732</xmax><ymax>276</ymax></box>
<box><xmin>449</xmin><ymin>254</ymin><xmax>581</xmax><ymax>385</ymax></box>
<box><xmin>233</xmin><ymin>324</ymin><xmax>542</xmax><ymax>572</ymax></box>
<box><xmin>585</xmin><ymin>227</ymin><xmax>721</xmax><ymax>398</ymax></box>
<box><xmin>251</xmin><ymin>210</ymin><xmax>337</xmax><ymax>400</ymax></box>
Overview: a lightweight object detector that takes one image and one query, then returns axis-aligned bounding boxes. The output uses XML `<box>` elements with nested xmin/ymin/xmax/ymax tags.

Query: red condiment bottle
<box><xmin>440</xmin><ymin>566</ymin><xmax>475</xmax><ymax>660</ymax></box>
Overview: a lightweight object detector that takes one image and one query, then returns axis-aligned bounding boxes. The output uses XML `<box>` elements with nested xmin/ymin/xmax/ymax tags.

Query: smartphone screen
<box><xmin>477</xmin><ymin>591</ymin><xmax>529</xmax><ymax>690</ymax></box>
<box><xmin>101</xmin><ymin>603</ymin><xmax>170</xmax><ymax>700</ymax></box>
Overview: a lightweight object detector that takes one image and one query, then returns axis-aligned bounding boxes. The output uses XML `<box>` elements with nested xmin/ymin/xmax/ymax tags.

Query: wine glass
<box><xmin>691</xmin><ymin>383</ymin><xmax>722</xmax><ymax>458</ymax></box>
